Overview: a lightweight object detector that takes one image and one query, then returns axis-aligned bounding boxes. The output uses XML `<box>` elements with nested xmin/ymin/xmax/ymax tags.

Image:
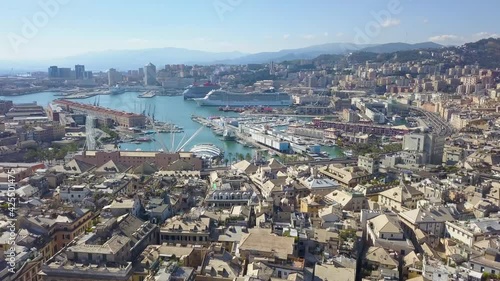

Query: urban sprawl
<box><xmin>1</xmin><ymin>39</ymin><xmax>500</xmax><ymax>281</ymax></box>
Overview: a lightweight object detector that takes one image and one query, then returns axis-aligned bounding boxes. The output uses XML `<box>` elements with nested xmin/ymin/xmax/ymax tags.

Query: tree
<box><xmin>245</xmin><ymin>153</ymin><xmax>252</xmax><ymax>161</ymax></box>
<box><xmin>237</xmin><ymin>153</ymin><xmax>244</xmax><ymax>161</ymax></box>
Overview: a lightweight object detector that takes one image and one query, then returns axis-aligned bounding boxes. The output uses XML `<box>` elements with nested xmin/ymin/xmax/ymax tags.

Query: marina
<box><xmin>190</xmin><ymin>114</ymin><xmax>340</xmax><ymax>159</ymax></box>
<box><xmin>0</xmin><ymin>92</ymin><xmax>344</xmax><ymax>159</ymax></box>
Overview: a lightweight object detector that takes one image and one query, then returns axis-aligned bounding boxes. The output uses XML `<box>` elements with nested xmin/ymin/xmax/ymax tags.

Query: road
<box><xmin>409</xmin><ymin>107</ymin><xmax>454</xmax><ymax>137</ymax></box>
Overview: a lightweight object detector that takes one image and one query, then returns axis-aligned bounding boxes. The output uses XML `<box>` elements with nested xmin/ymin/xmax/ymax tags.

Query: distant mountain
<box><xmin>360</xmin><ymin>42</ymin><xmax>443</xmax><ymax>53</ymax></box>
<box><xmin>215</xmin><ymin>43</ymin><xmax>375</xmax><ymax>64</ymax></box>
<box><xmin>0</xmin><ymin>41</ymin><xmax>456</xmax><ymax>73</ymax></box>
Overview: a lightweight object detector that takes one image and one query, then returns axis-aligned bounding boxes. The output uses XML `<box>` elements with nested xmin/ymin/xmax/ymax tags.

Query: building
<box><xmin>324</xmin><ymin>190</ymin><xmax>368</xmax><ymax>212</ymax></box>
<box><xmin>48</xmin><ymin>66</ymin><xmax>59</xmax><ymax>78</ymax></box>
<box><xmin>58</xmin><ymin>67</ymin><xmax>72</xmax><ymax>79</ymax></box>
<box><xmin>107</xmin><ymin>197</ymin><xmax>142</xmax><ymax>217</ymax></box>
<box><xmin>205</xmin><ymin>189</ymin><xmax>253</xmax><ymax>208</ymax></box>
<box><xmin>19</xmin><ymin>208</ymin><xmax>94</xmax><ymax>253</ymax></box>
<box><xmin>5</xmin><ymin>102</ymin><xmax>46</xmax><ymax>120</ymax></box>
<box><xmin>444</xmin><ymin>219</ymin><xmax>500</xmax><ymax>247</ymax></box>
<box><xmin>469</xmin><ymin>249</ymin><xmax>500</xmax><ymax>277</ymax></box>
<box><xmin>144</xmin><ymin>63</ymin><xmax>157</xmax><ymax>86</ymax></box>
<box><xmin>238</xmin><ymin>233</ymin><xmax>301</xmax><ymax>279</ymax></box>
<box><xmin>300</xmin><ymin>194</ymin><xmax>327</xmax><ymax>218</ymax></box>
<box><xmin>319</xmin><ymin>164</ymin><xmax>372</xmax><ymax>187</ymax></box>
<box><xmin>366</xmin><ymin>212</ymin><xmax>415</xmax><ymax>255</ymax></box>
<box><xmin>342</xmin><ymin>109</ymin><xmax>360</xmax><ymax>123</ymax></box>
<box><xmin>159</xmin><ymin>217</ymin><xmax>211</xmax><ymax>246</ymax></box>
<box><xmin>378</xmin><ymin>184</ymin><xmax>424</xmax><ymax>212</ymax></box>
<box><xmin>108</xmin><ymin>68</ymin><xmax>122</xmax><ymax>86</ymax></box>
<box><xmin>358</xmin><ymin>154</ymin><xmax>380</xmax><ymax>174</ymax></box>
<box><xmin>402</xmin><ymin>133</ymin><xmax>445</xmax><ymax>165</ymax></box>
<box><xmin>399</xmin><ymin>207</ymin><xmax>455</xmax><ymax>239</ymax></box>
<box><xmin>54</xmin><ymin>100</ymin><xmax>146</xmax><ymax>128</ymax></box>
<box><xmin>39</xmin><ymin>214</ymin><xmax>158</xmax><ymax>281</ymax></box>
<box><xmin>57</xmin><ymin>185</ymin><xmax>92</xmax><ymax>202</ymax></box>
<box><xmin>251</xmin><ymin>132</ymin><xmax>290</xmax><ymax>153</ymax></box>
<box><xmin>75</xmin><ymin>64</ymin><xmax>85</xmax><ymax>80</ymax></box>
<box><xmin>73</xmin><ymin>150</ymin><xmax>203</xmax><ymax>171</ymax></box>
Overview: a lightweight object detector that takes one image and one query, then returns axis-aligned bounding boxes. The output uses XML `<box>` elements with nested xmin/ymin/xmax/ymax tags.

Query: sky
<box><xmin>1</xmin><ymin>0</ymin><xmax>499</xmax><ymax>60</ymax></box>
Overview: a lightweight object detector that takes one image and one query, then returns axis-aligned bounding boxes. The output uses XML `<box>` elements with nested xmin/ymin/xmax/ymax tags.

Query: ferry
<box><xmin>194</xmin><ymin>88</ymin><xmax>291</xmax><ymax>107</ymax></box>
<box><xmin>183</xmin><ymin>82</ymin><xmax>220</xmax><ymax>100</ymax></box>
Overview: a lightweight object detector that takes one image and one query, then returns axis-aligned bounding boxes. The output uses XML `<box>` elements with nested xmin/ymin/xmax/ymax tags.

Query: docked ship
<box><xmin>110</xmin><ymin>85</ymin><xmax>125</xmax><ymax>95</ymax></box>
<box><xmin>222</xmin><ymin>129</ymin><xmax>236</xmax><ymax>141</ymax></box>
<box><xmin>190</xmin><ymin>144</ymin><xmax>224</xmax><ymax>160</ymax></box>
<box><xmin>138</xmin><ymin>91</ymin><xmax>157</xmax><ymax>98</ymax></box>
<box><xmin>193</xmin><ymin>88</ymin><xmax>291</xmax><ymax>107</ymax></box>
<box><xmin>183</xmin><ymin>82</ymin><xmax>220</xmax><ymax>100</ymax></box>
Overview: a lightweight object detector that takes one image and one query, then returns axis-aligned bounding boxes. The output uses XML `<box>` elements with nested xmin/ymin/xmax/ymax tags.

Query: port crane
<box><xmin>144</xmin><ymin>107</ymin><xmax>204</xmax><ymax>153</ymax></box>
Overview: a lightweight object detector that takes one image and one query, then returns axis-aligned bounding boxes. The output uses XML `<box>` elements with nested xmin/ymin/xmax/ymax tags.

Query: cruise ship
<box><xmin>193</xmin><ymin>88</ymin><xmax>291</xmax><ymax>107</ymax></box>
<box><xmin>183</xmin><ymin>82</ymin><xmax>220</xmax><ymax>100</ymax></box>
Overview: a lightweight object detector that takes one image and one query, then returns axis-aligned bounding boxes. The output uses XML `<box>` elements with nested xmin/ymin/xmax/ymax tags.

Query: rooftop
<box><xmin>238</xmin><ymin>233</ymin><xmax>295</xmax><ymax>260</ymax></box>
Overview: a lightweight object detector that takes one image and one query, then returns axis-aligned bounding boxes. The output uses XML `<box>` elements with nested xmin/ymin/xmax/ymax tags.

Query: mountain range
<box><xmin>1</xmin><ymin>41</ymin><xmax>444</xmax><ymax>73</ymax></box>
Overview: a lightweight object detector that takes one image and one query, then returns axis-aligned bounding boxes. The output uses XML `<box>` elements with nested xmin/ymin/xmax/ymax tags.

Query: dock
<box><xmin>191</xmin><ymin>115</ymin><xmax>288</xmax><ymax>156</ymax></box>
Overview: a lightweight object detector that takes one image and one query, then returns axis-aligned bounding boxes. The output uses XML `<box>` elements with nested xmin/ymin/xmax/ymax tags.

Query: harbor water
<box><xmin>0</xmin><ymin>92</ymin><xmax>344</xmax><ymax>158</ymax></box>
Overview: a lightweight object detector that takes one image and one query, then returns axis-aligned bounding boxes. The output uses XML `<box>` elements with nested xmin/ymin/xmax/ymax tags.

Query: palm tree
<box><xmin>228</xmin><ymin>152</ymin><xmax>233</xmax><ymax>165</ymax></box>
<box><xmin>237</xmin><ymin>153</ymin><xmax>244</xmax><ymax>161</ymax></box>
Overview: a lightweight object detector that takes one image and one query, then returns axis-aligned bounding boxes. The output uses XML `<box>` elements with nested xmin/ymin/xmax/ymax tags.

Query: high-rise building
<box><xmin>48</xmin><ymin>66</ymin><xmax>59</xmax><ymax>78</ymax></box>
<box><xmin>58</xmin><ymin>68</ymin><xmax>72</xmax><ymax>79</ymax></box>
<box><xmin>269</xmin><ymin>61</ymin><xmax>275</xmax><ymax>75</ymax></box>
<box><xmin>144</xmin><ymin>63</ymin><xmax>157</xmax><ymax>86</ymax></box>
<box><xmin>75</xmin><ymin>64</ymin><xmax>85</xmax><ymax>79</ymax></box>
<box><xmin>84</xmin><ymin>71</ymin><xmax>93</xmax><ymax>80</ymax></box>
<box><xmin>108</xmin><ymin>68</ymin><xmax>122</xmax><ymax>86</ymax></box>
<box><xmin>138</xmin><ymin>67</ymin><xmax>144</xmax><ymax>78</ymax></box>
<box><xmin>402</xmin><ymin>133</ymin><xmax>444</xmax><ymax>165</ymax></box>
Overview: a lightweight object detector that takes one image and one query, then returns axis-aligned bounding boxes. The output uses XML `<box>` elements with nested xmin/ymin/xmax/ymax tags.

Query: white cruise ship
<box><xmin>193</xmin><ymin>88</ymin><xmax>291</xmax><ymax>107</ymax></box>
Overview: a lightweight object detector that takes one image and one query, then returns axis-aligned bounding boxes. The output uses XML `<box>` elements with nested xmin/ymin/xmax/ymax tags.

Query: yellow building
<box><xmin>300</xmin><ymin>195</ymin><xmax>326</xmax><ymax>218</ymax></box>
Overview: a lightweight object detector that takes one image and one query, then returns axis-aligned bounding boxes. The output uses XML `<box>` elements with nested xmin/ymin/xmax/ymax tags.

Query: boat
<box><xmin>183</xmin><ymin>81</ymin><xmax>220</xmax><ymax>100</ymax></box>
<box><xmin>136</xmin><ymin>137</ymin><xmax>153</xmax><ymax>142</ymax></box>
<box><xmin>110</xmin><ymin>86</ymin><xmax>125</xmax><ymax>95</ymax></box>
<box><xmin>218</xmin><ymin>106</ymin><xmax>245</xmax><ymax>113</ymax></box>
<box><xmin>139</xmin><ymin>91</ymin><xmax>157</xmax><ymax>98</ymax></box>
<box><xmin>223</xmin><ymin>129</ymin><xmax>236</xmax><ymax>141</ymax></box>
<box><xmin>193</xmin><ymin>88</ymin><xmax>291</xmax><ymax>107</ymax></box>
<box><xmin>343</xmin><ymin>150</ymin><xmax>353</xmax><ymax>157</ymax></box>
<box><xmin>189</xmin><ymin>144</ymin><xmax>224</xmax><ymax>159</ymax></box>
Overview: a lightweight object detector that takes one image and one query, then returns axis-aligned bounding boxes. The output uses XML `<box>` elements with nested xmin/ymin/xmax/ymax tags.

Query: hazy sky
<box><xmin>1</xmin><ymin>0</ymin><xmax>499</xmax><ymax>60</ymax></box>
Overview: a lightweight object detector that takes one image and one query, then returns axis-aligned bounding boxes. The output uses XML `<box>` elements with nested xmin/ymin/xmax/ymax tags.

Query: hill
<box><xmin>360</xmin><ymin>42</ymin><xmax>443</xmax><ymax>53</ymax></box>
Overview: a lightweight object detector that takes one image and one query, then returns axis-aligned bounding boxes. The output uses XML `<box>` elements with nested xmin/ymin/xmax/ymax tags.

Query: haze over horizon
<box><xmin>2</xmin><ymin>0</ymin><xmax>500</xmax><ymax>61</ymax></box>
